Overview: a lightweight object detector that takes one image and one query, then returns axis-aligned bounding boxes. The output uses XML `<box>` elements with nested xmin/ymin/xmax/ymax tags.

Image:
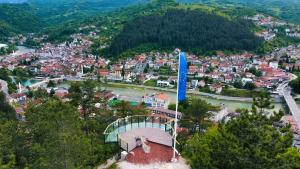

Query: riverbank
<box><xmin>104</xmin><ymin>82</ymin><xmax>279</xmax><ymax>103</ymax></box>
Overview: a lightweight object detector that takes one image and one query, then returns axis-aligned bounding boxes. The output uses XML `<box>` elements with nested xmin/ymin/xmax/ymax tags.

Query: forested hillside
<box><xmin>108</xmin><ymin>9</ymin><xmax>263</xmax><ymax>56</ymax></box>
<box><xmin>178</xmin><ymin>0</ymin><xmax>300</xmax><ymax>24</ymax></box>
<box><xmin>0</xmin><ymin>3</ymin><xmax>41</xmax><ymax>40</ymax></box>
<box><xmin>26</xmin><ymin>0</ymin><xmax>148</xmax><ymax>25</ymax></box>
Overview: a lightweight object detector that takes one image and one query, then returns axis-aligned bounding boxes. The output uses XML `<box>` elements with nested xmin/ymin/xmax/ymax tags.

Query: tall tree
<box><xmin>181</xmin><ymin>98</ymin><xmax>219</xmax><ymax>133</ymax></box>
<box><xmin>0</xmin><ymin>92</ymin><xmax>16</xmax><ymax>122</ymax></box>
<box><xmin>114</xmin><ymin>100</ymin><xmax>132</xmax><ymax>118</ymax></box>
<box><xmin>253</xmin><ymin>94</ymin><xmax>274</xmax><ymax>114</ymax></box>
<box><xmin>183</xmin><ymin>109</ymin><xmax>295</xmax><ymax>169</ymax></box>
<box><xmin>25</xmin><ymin>100</ymin><xmax>91</xmax><ymax>169</ymax></box>
<box><xmin>69</xmin><ymin>80</ymin><xmax>97</xmax><ymax>135</ymax></box>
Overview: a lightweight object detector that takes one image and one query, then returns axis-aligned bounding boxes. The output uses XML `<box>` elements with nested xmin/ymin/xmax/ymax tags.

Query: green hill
<box><xmin>0</xmin><ymin>3</ymin><xmax>41</xmax><ymax>40</ymax></box>
<box><xmin>26</xmin><ymin>0</ymin><xmax>149</xmax><ymax>25</ymax></box>
<box><xmin>107</xmin><ymin>9</ymin><xmax>263</xmax><ymax>56</ymax></box>
<box><xmin>178</xmin><ymin>0</ymin><xmax>300</xmax><ymax>24</ymax></box>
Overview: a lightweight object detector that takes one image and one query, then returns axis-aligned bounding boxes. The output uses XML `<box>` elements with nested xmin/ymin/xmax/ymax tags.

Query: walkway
<box><xmin>97</xmin><ymin>156</ymin><xmax>116</xmax><ymax>169</ymax></box>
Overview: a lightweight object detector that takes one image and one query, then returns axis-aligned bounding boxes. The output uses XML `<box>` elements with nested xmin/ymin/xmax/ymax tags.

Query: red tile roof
<box><xmin>126</xmin><ymin>141</ymin><xmax>178</xmax><ymax>164</ymax></box>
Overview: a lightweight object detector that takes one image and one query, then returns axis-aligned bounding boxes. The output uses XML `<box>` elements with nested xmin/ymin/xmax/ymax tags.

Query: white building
<box><xmin>269</xmin><ymin>61</ymin><xmax>279</xmax><ymax>69</ymax></box>
<box><xmin>156</xmin><ymin>80</ymin><xmax>170</xmax><ymax>87</ymax></box>
<box><xmin>242</xmin><ymin>78</ymin><xmax>253</xmax><ymax>84</ymax></box>
<box><xmin>143</xmin><ymin>93</ymin><xmax>170</xmax><ymax>109</ymax></box>
<box><xmin>0</xmin><ymin>44</ymin><xmax>8</xmax><ymax>49</ymax></box>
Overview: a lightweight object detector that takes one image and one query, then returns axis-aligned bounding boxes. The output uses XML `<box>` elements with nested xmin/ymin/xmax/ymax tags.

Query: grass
<box><xmin>144</xmin><ymin>79</ymin><xmax>157</xmax><ymax>87</ymax></box>
<box><xmin>221</xmin><ymin>88</ymin><xmax>267</xmax><ymax>98</ymax></box>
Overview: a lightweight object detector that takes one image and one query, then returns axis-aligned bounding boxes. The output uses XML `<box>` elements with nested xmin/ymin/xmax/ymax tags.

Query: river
<box><xmin>11</xmin><ymin>46</ymin><xmax>34</xmax><ymax>56</ymax></box>
<box><xmin>105</xmin><ymin>86</ymin><xmax>285</xmax><ymax>112</ymax></box>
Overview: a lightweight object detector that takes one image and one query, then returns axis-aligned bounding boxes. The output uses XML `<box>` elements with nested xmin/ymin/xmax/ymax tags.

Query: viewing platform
<box><xmin>103</xmin><ymin>115</ymin><xmax>175</xmax><ymax>152</ymax></box>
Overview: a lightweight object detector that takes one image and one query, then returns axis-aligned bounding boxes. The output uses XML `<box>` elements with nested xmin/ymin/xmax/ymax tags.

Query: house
<box><xmin>224</xmin><ymin>74</ymin><xmax>234</xmax><ymax>83</ymax></box>
<box><xmin>199</xmin><ymin>80</ymin><xmax>206</xmax><ymax>88</ymax></box>
<box><xmin>191</xmin><ymin>80</ymin><xmax>198</xmax><ymax>88</ymax></box>
<box><xmin>157</xmin><ymin>80</ymin><xmax>170</xmax><ymax>87</ymax></box>
<box><xmin>149</xmin><ymin>107</ymin><xmax>182</xmax><ymax>119</ymax></box>
<box><xmin>55</xmin><ymin>89</ymin><xmax>69</xmax><ymax>99</ymax></box>
<box><xmin>196</xmin><ymin>72</ymin><xmax>205</xmax><ymax>78</ymax></box>
<box><xmin>168</xmin><ymin>76</ymin><xmax>177</xmax><ymax>84</ymax></box>
<box><xmin>0</xmin><ymin>44</ymin><xmax>8</xmax><ymax>49</ymax></box>
<box><xmin>245</xmin><ymin>72</ymin><xmax>255</xmax><ymax>78</ymax></box>
<box><xmin>281</xmin><ymin>115</ymin><xmax>299</xmax><ymax>134</ymax></box>
<box><xmin>95</xmin><ymin>90</ymin><xmax>115</xmax><ymax>101</ymax></box>
<box><xmin>143</xmin><ymin>93</ymin><xmax>170</xmax><ymax>109</ymax></box>
<box><xmin>9</xmin><ymin>93</ymin><xmax>27</xmax><ymax>103</ymax></box>
<box><xmin>242</xmin><ymin>78</ymin><xmax>253</xmax><ymax>84</ymax></box>
<box><xmin>98</xmin><ymin>69</ymin><xmax>109</xmax><ymax>78</ymax></box>
<box><xmin>269</xmin><ymin>61</ymin><xmax>279</xmax><ymax>69</ymax></box>
<box><xmin>188</xmin><ymin>66</ymin><xmax>199</xmax><ymax>75</ymax></box>
<box><xmin>15</xmin><ymin>107</ymin><xmax>26</xmax><ymax>121</ymax></box>
<box><xmin>209</xmin><ymin>84</ymin><xmax>223</xmax><ymax>94</ymax></box>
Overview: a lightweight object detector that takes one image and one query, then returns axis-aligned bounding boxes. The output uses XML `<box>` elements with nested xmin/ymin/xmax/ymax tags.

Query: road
<box><xmin>283</xmin><ymin>88</ymin><xmax>300</xmax><ymax>130</ymax></box>
<box><xmin>277</xmin><ymin>73</ymin><xmax>300</xmax><ymax>129</ymax></box>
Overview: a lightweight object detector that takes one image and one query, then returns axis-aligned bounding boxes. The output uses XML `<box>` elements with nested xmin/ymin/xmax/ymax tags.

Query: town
<box><xmin>1</xmin><ymin>4</ymin><xmax>300</xmax><ymax>168</ymax></box>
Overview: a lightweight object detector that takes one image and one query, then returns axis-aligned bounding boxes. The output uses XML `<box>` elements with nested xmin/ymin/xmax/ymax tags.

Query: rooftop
<box><xmin>126</xmin><ymin>141</ymin><xmax>177</xmax><ymax>164</ymax></box>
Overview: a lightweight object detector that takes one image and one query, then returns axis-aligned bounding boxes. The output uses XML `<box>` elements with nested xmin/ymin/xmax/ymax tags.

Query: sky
<box><xmin>0</xmin><ymin>0</ymin><xmax>26</xmax><ymax>3</ymax></box>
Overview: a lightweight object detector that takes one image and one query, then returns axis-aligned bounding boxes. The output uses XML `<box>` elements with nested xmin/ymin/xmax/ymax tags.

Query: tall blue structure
<box><xmin>178</xmin><ymin>52</ymin><xmax>187</xmax><ymax>102</ymax></box>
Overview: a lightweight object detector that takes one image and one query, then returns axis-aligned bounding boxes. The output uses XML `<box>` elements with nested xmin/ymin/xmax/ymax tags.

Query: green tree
<box><xmin>184</xmin><ymin>109</ymin><xmax>295</xmax><ymax>169</ymax></box>
<box><xmin>32</xmin><ymin>88</ymin><xmax>48</xmax><ymax>99</ymax></box>
<box><xmin>47</xmin><ymin>80</ymin><xmax>55</xmax><ymax>88</ymax></box>
<box><xmin>181</xmin><ymin>98</ymin><xmax>219</xmax><ymax>133</ymax></box>
<box><xmin>0</xmin><ymin>68</ymin><xmax>11</xmax><ymax>82</ymax></box>
<box><xmin>69</xmin><ymin>80</ymin><xmax>97</xmax><ymax>135</ymax></box>
<box><xmin>233</xmin><ymin>80</ymin><xmax>243</xmax><ymax>89</ymax></box>
<box><xmin>0</xmin><ymin>92</ymin><xmax>16</xmax><ymax>122</ymax></box>
<box><xmin>276</xmin><ymin>148</ymin><xmax>300</xmax><ymax>169</ymax></box>
<box><xmin>253</xmin><ymin>94</ymin><xmax>274</xmax><ymax>114</ymax></box>
<box><xmin>25</xmin><ymin>100</ymin><xmax>91</xmax><ymax>169</ymax></box>
<box><xmin>244</xmin><ymin>82</ymin><xmax>256</xmax><ymax>90</ymax></box>
<box><xmin>114</xmin><ymin>100</ymin><xmax>133</xmax><ymax>118</ymax></box>
<box><xmin>289</xmin><ymin>77</ymin><xmax>300</xmax><ymax>94</ymax></box>
<box><xmin>248</xmin><ymin>66</ymin><xmax>262</xmax><ymax>77</ymax></box>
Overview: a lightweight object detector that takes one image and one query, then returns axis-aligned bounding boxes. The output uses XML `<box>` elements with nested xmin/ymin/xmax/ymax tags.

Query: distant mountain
<box><xmin>26</xmin><ymin>0</ymin><xmax>149</xmax><ymax>25</ymax></box>
<box><xmin>0</xmin><ymin>0</ymin><xmax>26</xmax><ymax>3</ymax></box>
<box><xmin>0</xmin><ymin>3</ymin><xmax>41</xmax><ymax>40</ymax></box>
<box><xmin>0</xmin><ymin>0</ymin><xmax>149</xmax><ymax>40</ymax></box>
<box><xmin>177</xmin><ymin>0</ymin><xmax>300</xmax><ymax>24</ymax></box>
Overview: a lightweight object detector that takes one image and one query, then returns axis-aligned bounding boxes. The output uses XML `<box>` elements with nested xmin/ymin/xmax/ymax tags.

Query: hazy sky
<box><xmin>0</xmin><ymin>0</ymin><xmax>26</xmax><ymax>3</ymax></box>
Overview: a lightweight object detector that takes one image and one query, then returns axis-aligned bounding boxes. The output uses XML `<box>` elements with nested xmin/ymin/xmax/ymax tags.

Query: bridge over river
<box><xmin>277</xmin><ymin>78</ymin><xmax>300</xmax><ymax>129</ymax></box>
<box><xmin>283</xmin><ymin>89</ymin><xmax>300</xmax><ymax>128</ymax></box>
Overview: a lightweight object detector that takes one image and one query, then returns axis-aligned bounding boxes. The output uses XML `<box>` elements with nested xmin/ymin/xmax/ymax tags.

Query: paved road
<box><xmin>283</xmin><ymin>89</ymin><xmax>300</xmax><ymax>129</ymax></box>
<box><xmin>279</xmin><ymin>73</ymin><xmax>300</xmax><ymax>129</ymax></box>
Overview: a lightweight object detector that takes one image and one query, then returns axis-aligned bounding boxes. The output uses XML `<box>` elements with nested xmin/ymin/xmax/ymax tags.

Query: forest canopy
<box><xmin>108</xmin><ymin>9</ymin><xmax>263</xmax><ymax>56</ymax></box>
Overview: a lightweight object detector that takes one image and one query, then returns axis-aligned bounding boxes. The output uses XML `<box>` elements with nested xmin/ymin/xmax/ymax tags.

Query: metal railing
<box><xmin>103</xmin><ymin>115</ymin><xmax>175</xmax><ymax>143</ymax></box>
